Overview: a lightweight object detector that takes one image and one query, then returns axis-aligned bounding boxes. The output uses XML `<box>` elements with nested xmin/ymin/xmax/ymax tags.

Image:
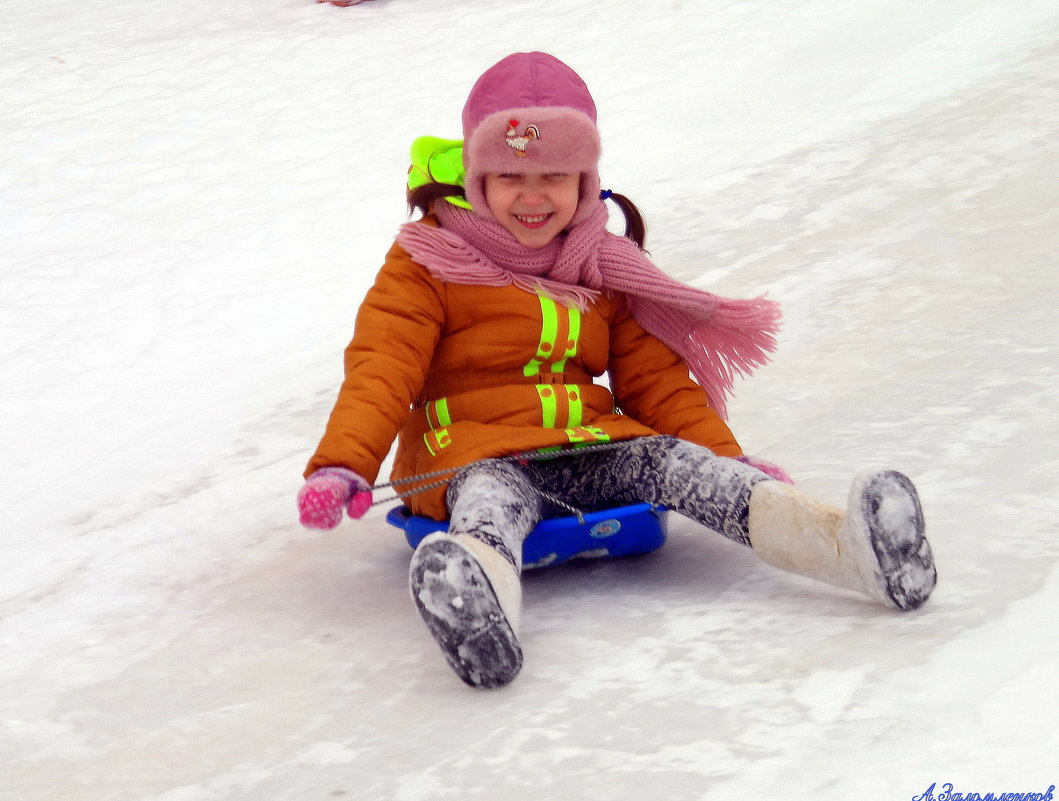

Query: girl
<box><xmin>298</xmin><ymin>52</ymin><xmax>937</xmax><ymax>689</ymax></box>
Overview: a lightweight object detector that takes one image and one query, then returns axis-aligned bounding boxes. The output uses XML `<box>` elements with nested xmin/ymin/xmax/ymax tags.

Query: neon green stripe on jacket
<box><xmin>524</xmin><ymin>295</ymin><xmax>561</xmax><ymax>377</ymax></box>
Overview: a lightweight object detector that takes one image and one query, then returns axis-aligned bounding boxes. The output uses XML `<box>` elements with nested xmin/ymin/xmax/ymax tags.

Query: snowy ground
<box><xmin>3</xmin><ymin>1</ymin><xmax>1058</xmax><ymax>799</ymax></box>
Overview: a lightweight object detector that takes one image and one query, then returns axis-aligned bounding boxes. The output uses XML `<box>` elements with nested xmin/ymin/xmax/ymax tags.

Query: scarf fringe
<box><xmin>633</xmin><ymin>295</ymin><xmax>781</xmax><ymax>419</ymax></box>
<box><xmin>684</xmin><ymin>297</ymin><xmax>782</xmax><ymax>419</ymax></box>
<box><xmin>509</xmin><ymin>275</ymin><xmax>600</xmax><ymax>310</ymax></box>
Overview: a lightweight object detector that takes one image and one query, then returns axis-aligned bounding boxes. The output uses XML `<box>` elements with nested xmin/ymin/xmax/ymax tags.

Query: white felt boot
<box><xmin>408</xmin><ymin>533</ymin><xmax>523</xmax><ymax>688</ymax></box>
<box><xmin>747</xmin><ymin>471</ymin><xmax>936</xmax><ymax>610</ymax></box>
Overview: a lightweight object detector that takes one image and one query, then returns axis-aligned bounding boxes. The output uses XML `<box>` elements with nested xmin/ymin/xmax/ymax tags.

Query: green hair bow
<box><xmin>407</xmin><ymin>136</ymin><xmax>472</xmax><ymax>210</ymax></box>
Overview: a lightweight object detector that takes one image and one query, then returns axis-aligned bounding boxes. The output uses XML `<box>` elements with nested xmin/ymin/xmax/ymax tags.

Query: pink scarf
<box><xmin>396</xmin><ymin>201</ymin><xmax>781</xmax><ymax>419</ymax></box>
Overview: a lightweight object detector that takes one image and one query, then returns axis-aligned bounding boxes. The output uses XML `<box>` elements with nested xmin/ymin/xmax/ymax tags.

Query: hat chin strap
<box><xmin>571</xmin><ymin>171</ymin><xmax>602</xmax><ymax>227</ymax></box>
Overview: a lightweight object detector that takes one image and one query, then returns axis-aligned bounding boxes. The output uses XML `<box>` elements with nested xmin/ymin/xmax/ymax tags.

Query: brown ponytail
<box><xmin>407</xmin><ymin>182</ymin><xmax>466</xmax><ymax>218</ymax></box>
<box><xmin>604</xmin><ymin>191</ymin><xmax>648</xmax><ymax>250</ymax></box>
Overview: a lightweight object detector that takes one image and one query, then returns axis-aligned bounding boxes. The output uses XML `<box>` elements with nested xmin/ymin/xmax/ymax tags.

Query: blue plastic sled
<box><xmin>386</xmin><ymin>503</ymin><xmax>669</xmax><ymax>570</ymax></box>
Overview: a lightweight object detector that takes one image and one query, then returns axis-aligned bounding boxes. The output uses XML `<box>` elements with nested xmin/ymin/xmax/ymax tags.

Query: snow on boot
<box><xmin>747</xmin><ymin>470</ymin><xmax>936</xmax><ymax>610</ymax></box>
<box><xmin>408</xmin><ymin>533</ymin><xmax>523</xmax><ymax>688</ymax></box>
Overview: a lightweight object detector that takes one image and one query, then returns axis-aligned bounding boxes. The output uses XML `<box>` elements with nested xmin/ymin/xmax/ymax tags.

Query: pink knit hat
<box><xmin>461</xmin><ymin>52</ymin><xmax>602</xmax><ymax>226</ymax></box>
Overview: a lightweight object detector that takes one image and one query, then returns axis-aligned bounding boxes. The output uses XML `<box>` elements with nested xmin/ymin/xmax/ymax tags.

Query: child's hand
<box><xmin>736</xmin><ymin>455</ymin><xmax>794</xmax><ymax>484</ymax></box>
<box><xmin>298</xmin><ymin>467</ymin><xmax>372</xmax><ymax>529</ymax></box>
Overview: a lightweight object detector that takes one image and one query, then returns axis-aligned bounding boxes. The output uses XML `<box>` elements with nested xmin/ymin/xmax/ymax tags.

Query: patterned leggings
<box><xmin>444</xmin><ymin>435</ymin><xmax>768</xmax><ymax>570</ymax></box>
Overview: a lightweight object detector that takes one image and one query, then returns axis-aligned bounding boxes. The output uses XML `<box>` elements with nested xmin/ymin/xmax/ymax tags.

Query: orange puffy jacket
<box><xmin>305</xmin><ymin>229</ymin><xmax>743</xmax><ymax>520</ymax></box>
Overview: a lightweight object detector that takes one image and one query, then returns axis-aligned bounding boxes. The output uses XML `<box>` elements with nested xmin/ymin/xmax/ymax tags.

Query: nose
<box><xmin>519</xmin><ymin>177</ymin><xmax>547</xmax><ymax>204</ymax></box>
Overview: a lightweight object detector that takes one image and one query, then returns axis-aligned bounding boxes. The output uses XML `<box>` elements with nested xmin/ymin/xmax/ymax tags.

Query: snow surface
<box><xmin>3</xmin><ymin>0</ymin><xmax>1058</xmax><ymax>799</ymax></box>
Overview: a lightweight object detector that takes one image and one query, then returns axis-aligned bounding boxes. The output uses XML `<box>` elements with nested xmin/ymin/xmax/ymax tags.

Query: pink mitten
<box><xmin>736</xmin><ymin>455</ymin><xmax>794</xmax><ymax>484</ymax></box>
<box><xmin>298</xmin><ymin>467</ymin><xmax>372</xmax><ymax>529</ymax></box>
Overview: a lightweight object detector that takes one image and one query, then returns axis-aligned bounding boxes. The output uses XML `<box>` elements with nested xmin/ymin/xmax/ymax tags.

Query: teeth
<box><xmin>515</xmin><ymin>214</ymin><xmax>549</xmax><ymax>223</ymax></box>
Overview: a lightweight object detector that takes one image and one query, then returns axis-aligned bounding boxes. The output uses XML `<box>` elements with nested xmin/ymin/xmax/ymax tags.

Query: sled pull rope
<box><xmin>366</xmin><ymin>438</ymin><xmax>642</xmax><ymax>519</ymax></box>
<box><xmin>368</xmin><ymin>475</ymin><xmax>587</xmax><ymax>523</ymax></box>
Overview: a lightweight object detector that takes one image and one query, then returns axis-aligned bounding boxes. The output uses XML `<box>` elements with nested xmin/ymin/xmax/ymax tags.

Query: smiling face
<box><xmin>483</xmin><ymin>171</ymin><xmax>581</xmax><ymax>248</ymax></box>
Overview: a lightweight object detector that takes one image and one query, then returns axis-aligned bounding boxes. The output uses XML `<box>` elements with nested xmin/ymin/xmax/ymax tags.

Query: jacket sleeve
<box><xmin>304</xmin><ymin>240</ymin><xmax>445</xmax><ymax>482</ymax></box>
<box><xmin>607</xmin><ymin>302</ymin><xmax>743</xmax><ymax>457</ymax></box>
